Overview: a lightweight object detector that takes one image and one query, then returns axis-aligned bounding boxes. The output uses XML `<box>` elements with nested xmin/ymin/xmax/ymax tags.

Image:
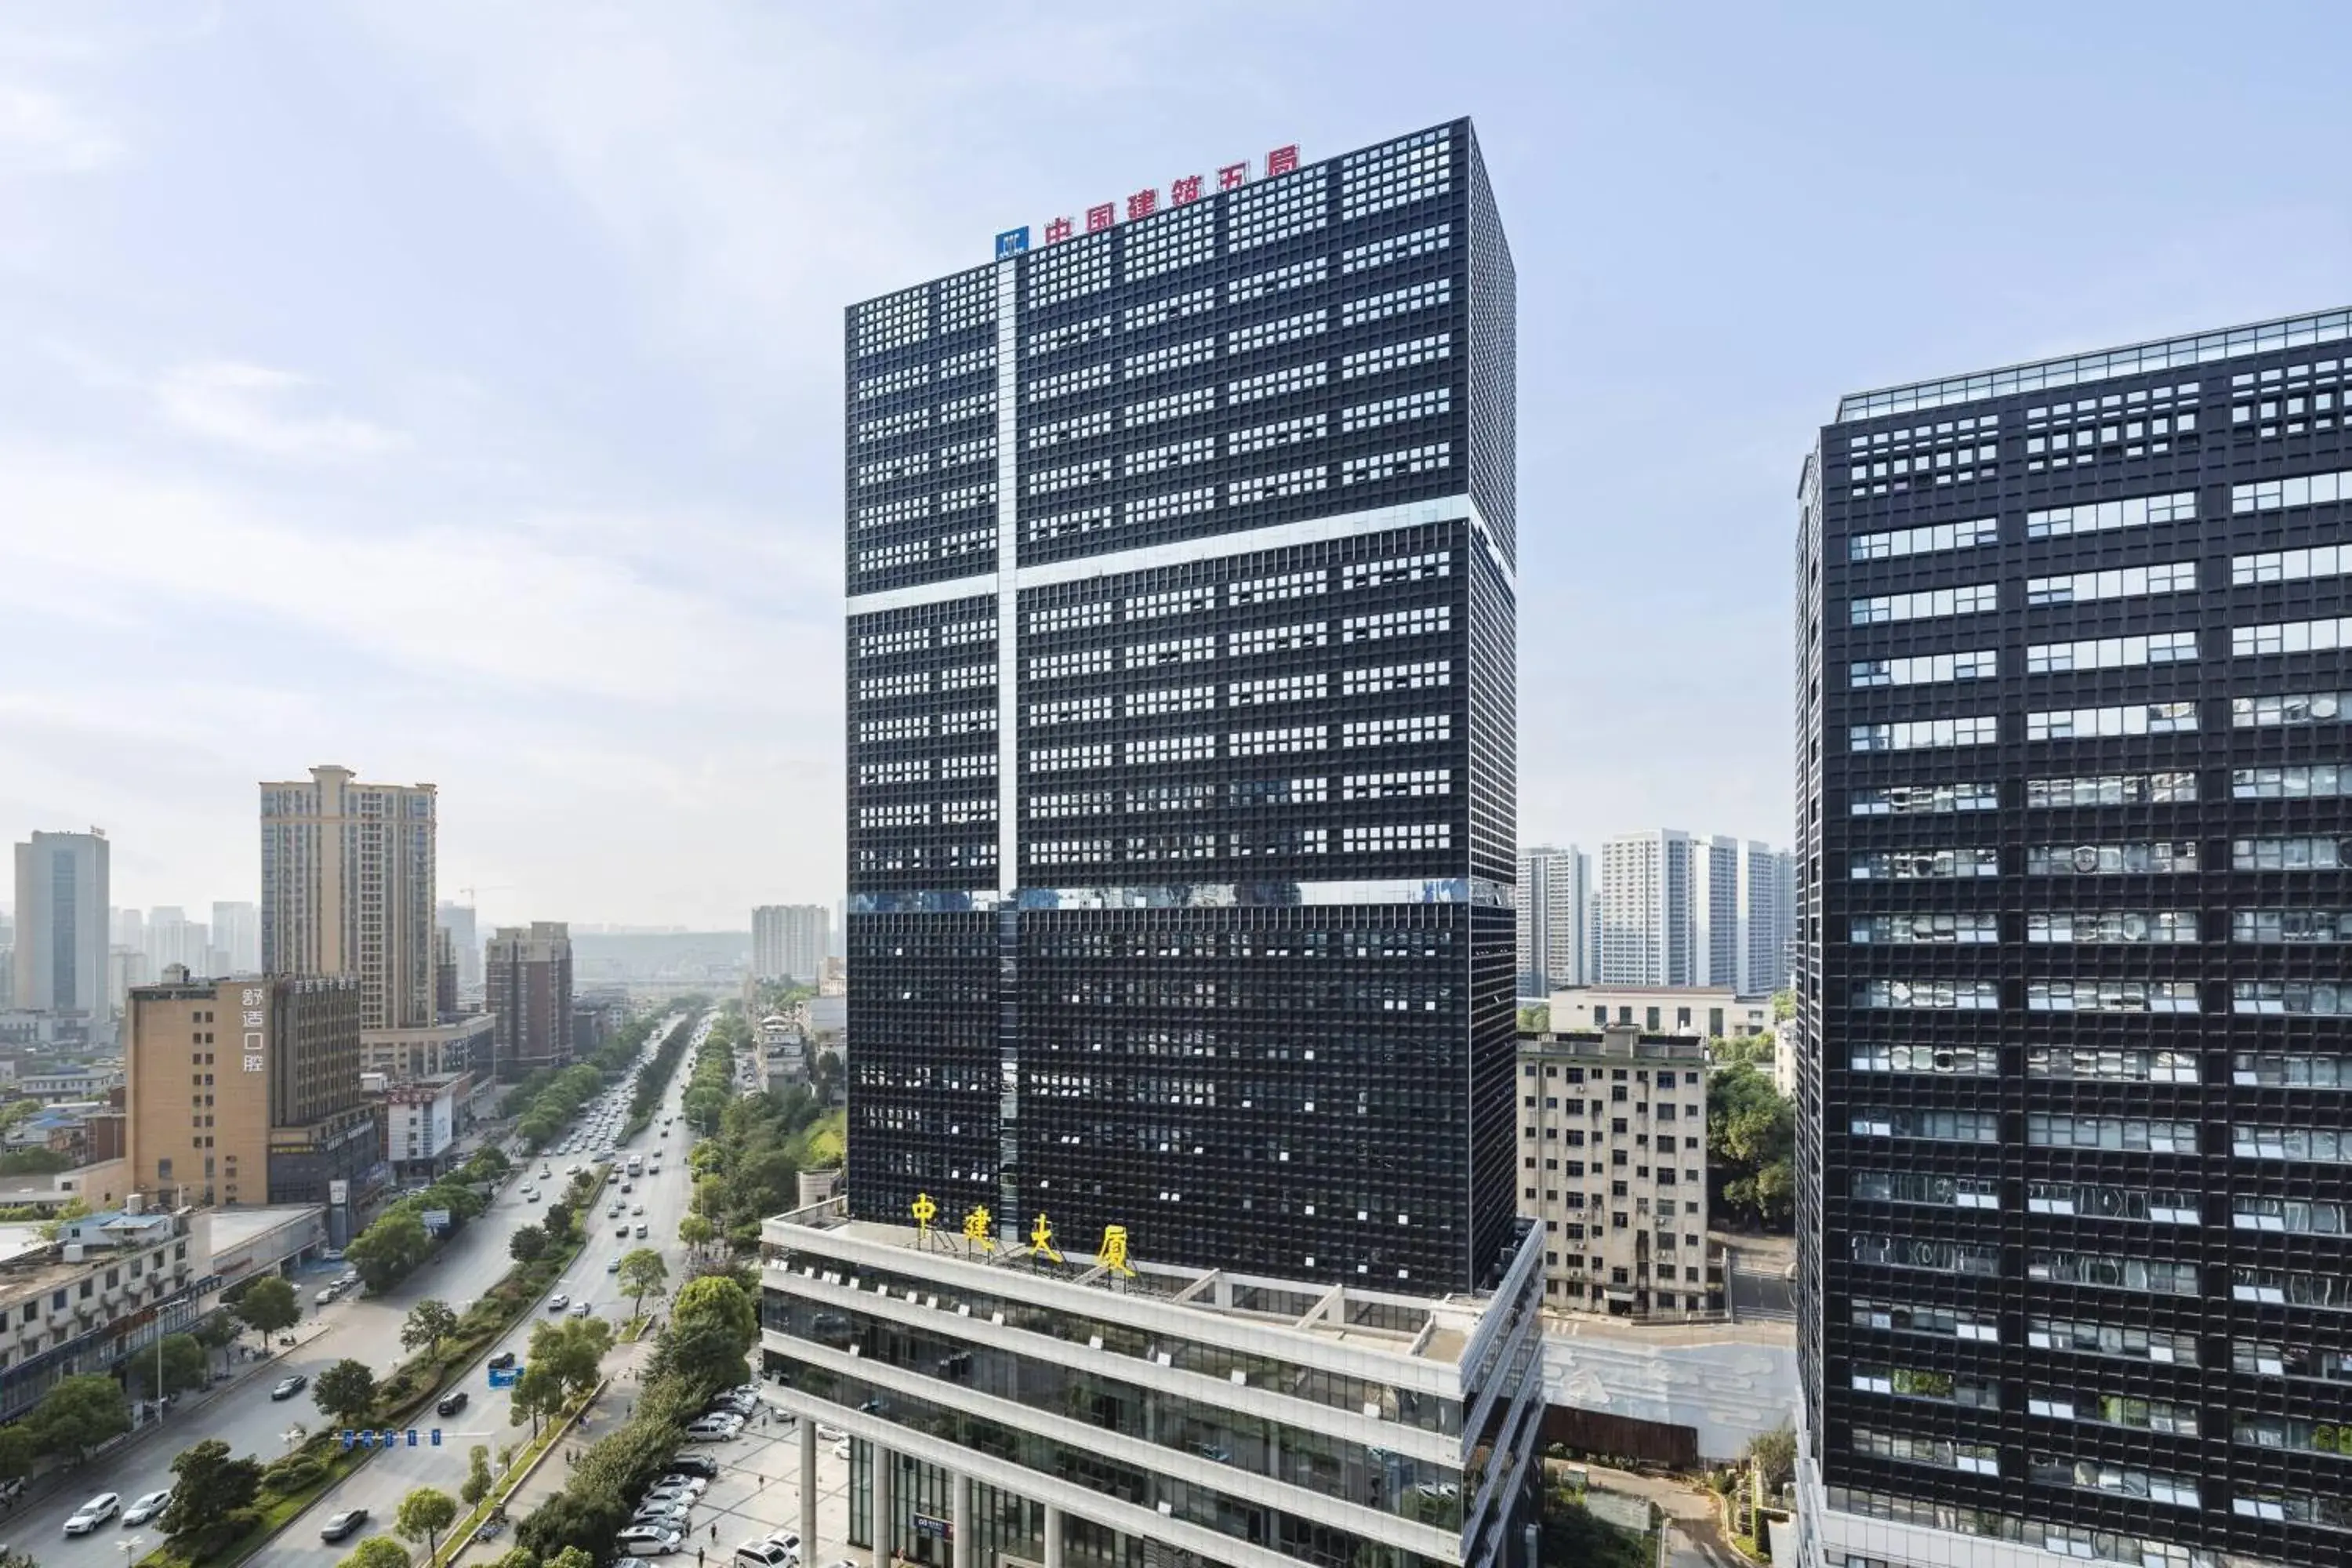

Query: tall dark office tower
<box><xmin>843</xmin><ymin>119</ymin><xmax>1517</xmax><ymax>1291</ymax></box>
<box><xmin>1795</xmin><ymin>309</ymin><xmax>2352</xmax><ymax>1568</ymax></box>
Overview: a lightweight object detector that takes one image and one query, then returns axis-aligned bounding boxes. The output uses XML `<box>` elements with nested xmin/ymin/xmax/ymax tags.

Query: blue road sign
<box><xmin>430</xmin><ymin>1429</ymin><xmax>443</xmax><ymax>1446</ymax></box>
<box><xmin>405</xmin><ymin>1428</ymin><xmax>419</xmax><ymax>1447</ymax></box>
<box><xmin>994</xmin><ymin>227</ymin><xmax>1029</xmax><ymax>261</ymax></box>
<box><xmin>488</xmin><ymin>1364</ymin><xmax>521</xmax><ymax>1389</ymax></box>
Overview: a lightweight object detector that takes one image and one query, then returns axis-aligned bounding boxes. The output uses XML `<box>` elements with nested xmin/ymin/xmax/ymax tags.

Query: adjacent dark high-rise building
<box><xmin>843</xmin><ymin>118</ymin><xmax>1519</xmax><ymax>1292</ymax></box>
<box><xmin>1796</xmin><ymin>309</ymin><xmax>2352</xmax><ymax>1568</ymax></box>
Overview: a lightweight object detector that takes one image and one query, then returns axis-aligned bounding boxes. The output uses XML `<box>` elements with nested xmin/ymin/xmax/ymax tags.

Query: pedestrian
<box><xmin>696</xmin><ymin>1552</ymin><xmax>704</xmax><ymax>1567</ymax></box>
<box><xmin>710</xmin><ymin>1524</ymin><xmax>718</xmax><ymax>1544</ymax></box>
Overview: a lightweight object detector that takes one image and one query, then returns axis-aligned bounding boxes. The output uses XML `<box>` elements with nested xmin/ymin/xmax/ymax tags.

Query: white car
<box><xmin>617</xmin><ymin>1525</ymin><xmax>684</xmax><ymax>1557</ymax></box>
<box><xmin>64</xmin><ymin>1494</ymin><xmax>120</xmax><ymax>1535</ymax></box>
<box><xmin>683</xmin><ymin>1414</ymin><xmax>743</xmax><ymax>1441</ymax></box>
<box><xmin>832</xmin><ymin>1439</ymin><xmax>850</xmax><ymax>1460</ymax></box>
<box><xmin>122</xmin><ymin>1490</ymin><xmax>172</xmax><ymax>1526</ymax></box>
<box><xmin>814</xmin><ymin>1423</ymin><xmax>846</xmax><ymax>1442</ymax></box>
<box><xmin>653</xmin><ymin>1475</ymin><xmax>710</xmax><ymax>1500</ymax></box>
<box><xmin>734</xmin><ymin>1544</ymin><xmax>793</xmax><ymax>1568</ymax></box>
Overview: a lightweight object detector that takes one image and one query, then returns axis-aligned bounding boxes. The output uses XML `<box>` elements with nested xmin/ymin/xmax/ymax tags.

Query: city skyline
<box><xmin>13</xmin><ymin>4</ymin><xmax>2342</xmax><ymax>924</ymax></box>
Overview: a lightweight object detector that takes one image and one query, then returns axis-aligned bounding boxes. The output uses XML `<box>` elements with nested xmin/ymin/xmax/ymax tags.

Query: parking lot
<box><xmin>450</xmin><ymin>1373</ymin><xmax>866</xmax><ymax>1568</ymax></box>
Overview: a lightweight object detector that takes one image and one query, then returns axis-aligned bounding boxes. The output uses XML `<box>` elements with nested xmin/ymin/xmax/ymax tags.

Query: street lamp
<box><xmin>118</xmin><ymin>1535</ymin><xmax>145</xmax><ymax>1566</ymax></box>
<box><xmin>283</xmin><ymin>1424</ymin><xmax>307</xmax><ymax>1453</ymax></box>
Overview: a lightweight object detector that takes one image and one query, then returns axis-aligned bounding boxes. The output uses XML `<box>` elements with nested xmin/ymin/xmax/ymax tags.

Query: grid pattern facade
<box><xmin>843</xmin><ymin>119</ymin><xmax>1519</xmax><ymax>1292</ymax></box>
<box><xmin>1797</xmin><ymin>316</ymin><xmax>2352</xmax><ymax>1568</ymax></box>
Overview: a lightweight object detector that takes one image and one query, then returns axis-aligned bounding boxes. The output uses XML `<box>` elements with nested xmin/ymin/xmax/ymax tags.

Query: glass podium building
<box><xmin>840</xmin><ymin>119</ymin><xmax>1519</xmax><ymax>1296</ymax></box>
<box><xmin>1795</xmin><ymin>309</ymin><xmax>2352</xmax><ymax>1568</ymax></box>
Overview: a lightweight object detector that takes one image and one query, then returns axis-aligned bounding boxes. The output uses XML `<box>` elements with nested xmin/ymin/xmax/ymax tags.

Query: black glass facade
<box><xmin>1797</xmin><ymin>310</ymin><xmax>2352</xmax><ymax>1568</ymax></box>
<box><xmin>844</xmin><ymin>120</ymin><xmax>1519</xmax><ymax>1291</ymax></box>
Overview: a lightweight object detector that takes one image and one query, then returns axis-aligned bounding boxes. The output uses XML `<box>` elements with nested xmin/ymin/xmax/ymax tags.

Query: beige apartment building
<box><xmin>260</xmin><ymin>764</ymin><xmax>437</xmax><ymax>1030</ymax></box>
<box><xmin>125</xmin><ymin>970</ymin><xmax>370</xmax><ymax>1212</ymax></box>
<box><xmin>1518</xmin><ymin>1024</ymin><xmax>1721</xmax><ymax>1319</ymax></box>
<box><xmin>485</xmin><ymin>921</ymin><xmax>572</xmax><ymax>1080</ymax></box>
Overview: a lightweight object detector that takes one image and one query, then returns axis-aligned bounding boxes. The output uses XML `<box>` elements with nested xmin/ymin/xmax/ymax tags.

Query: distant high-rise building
<box><xmin>1514</xmin><ymin>844</ymin><xmax>1590</xmax><ymax>994</ymax></box>
<box><xmin>1734</xmin><ymin>840</ymin><xmax>1793</xmax><ymax>995</ymax></box>
<box><xmin>146</xmin><ymin>906</ymin><xmax>204</xmax><ymax>974</ymax></box>
<box><xmin>111</xmin><ymin>907</ymin><xmax>143</xmax><ymax>953</ymax></box>
<box><xmin>210</xmin><ymin>900</ymin><xmax>260</xmax><ymax>971</ymax></box>
<box><xmin>433</xmin><ymin>926</ymin><xmax>459</xmax><ymax>1018</ymax></box>
<box><xmin>260</xmin><ymin>764</ymin><xmax>437</xmax><ymax>1030</ymax></box>
<box><xmin>1598</xmin><ymin>829</ymin><xmax>1790</xmax><ymax>990</ymax></box>
<box><xmin>12</xmin><ymin>830</ymin><xmax>110</xmax><ymax>1020</ymax></box>
<box><xmin>1598</xmin><ymin>829</ymin><xmax>1693</xmax><ymax>985</ymax></box>
<box><xmin>751</xmin><ymin>904</ymin><xmax>829</xmax><ymax>985</ymax></box>
<box><xmin>485</xmin><ymin>921</ymin><xmax>573</xmax><ymax>1079</ymax></box>
<box><xmin>434</xmin><ymin>900</ymin><xmax>481</xmax><ymax>993</ymax></box>
<box><xmin>1793</xmin><ymin>308</ymin><xmax>2352</xmax><ymax>1568</ymax></box>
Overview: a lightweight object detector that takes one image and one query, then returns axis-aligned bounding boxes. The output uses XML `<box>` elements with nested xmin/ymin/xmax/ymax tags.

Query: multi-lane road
<box><xmin>29</xmin><ymin>1010</ymin><xmax>714</xmax><ymax>1568</ymax></box>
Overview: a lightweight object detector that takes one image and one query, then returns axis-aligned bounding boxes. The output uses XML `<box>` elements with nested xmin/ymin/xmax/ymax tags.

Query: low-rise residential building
<box><xmin>756</xmin><ymin>1014</ymin><xmax>806</xmax><ymax>1087</ymax></box>
<box><xmin>360</xmin><ymin>1014</ymin><xmax>495</xmax><ymax>1082</ymax></box>
<box><xmin>373</xmin><ymin>1071</ymin><xmax>473</xmax><ymax>1181</ymax></box>
<box><xmin>0</xmin><ymin>1201</ymin><xmax>210</xmax><ymax>1423</ymax></box>
<box><xmin>760</xmin><ymin>1196</ymin><xmax>1544</xmax><ymax>1568</ymax></box>
<box><xmin>13</xmin><ymin>1067</ymin><xmax>124</xmax><ymax>1105</ymax></box>
<box><xmin>1545</xmin><ymin>985</ymin><xmax>1772</xmax><ymax>1040</ymax></box>
<box><xmin>1518</xmin><ymin>1025</ymin><xmax>1721</xmax><ymax>1319</ymax></box>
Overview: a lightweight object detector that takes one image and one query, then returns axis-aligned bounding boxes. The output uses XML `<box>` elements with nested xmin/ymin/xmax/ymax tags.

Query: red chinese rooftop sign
<box><xmin>996</xmin><ymin>144</ymin><xmax>1300</xmax><ymax>260</ymax></box>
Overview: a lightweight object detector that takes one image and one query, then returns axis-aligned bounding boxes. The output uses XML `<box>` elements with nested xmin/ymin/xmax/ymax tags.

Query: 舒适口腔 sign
<box><xmin>995</xmin><ymin>144</ymin><xmax>1299</xmax><ymax>260</ymax></box>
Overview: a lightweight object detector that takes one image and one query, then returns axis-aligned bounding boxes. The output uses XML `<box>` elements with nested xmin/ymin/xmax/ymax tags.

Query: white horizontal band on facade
<box><xmin>844</xmin><ymin>495</ymin><xmax>1514</xmax><ymax>617</ymax></box>
<box><xmin>765</xmin><ymin>1332</ymin><xmax>1463</xmax><ymax>1563</ymax></box>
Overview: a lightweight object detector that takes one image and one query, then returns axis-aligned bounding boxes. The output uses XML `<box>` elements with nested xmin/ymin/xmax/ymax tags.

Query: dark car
<box><xmin>320</xmin><ymin>1508</ymin><xmax>369</xmax><ymax>1542</ymax></box>
<box><xmin>270</xmin><ymin>1374</ymin><xmax>307</xmax><ymax>1401</ymax></box>
<box><xmin>666</xmin><ymin>1454</ymin><xmax>719</xmax><ymax>1480</ymax></box>
<box><xmin>437</xmin><ymin>1390</ymin><xmax>469</xmax><ymax>1417</ymax></box>
<box><xmin>488</xmin><ymin>1351</ymin><xmax>517</xmax><ymax>1370</ymax></box>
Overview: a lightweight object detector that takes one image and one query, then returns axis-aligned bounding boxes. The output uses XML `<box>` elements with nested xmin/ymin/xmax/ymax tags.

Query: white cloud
<box><xmin>153</xmin><ymin>361</ymin><xmax>408</xmax><ymax>460</ymax></box>
<box><xmin>0</xmin><ymin>443</ymin><xmax>837</xmax><ymax>717</ymax></box>
<box><xmin>0</xmin><ymin>82</ymin><xmax>118</xmax><ymax>174</ymax></box>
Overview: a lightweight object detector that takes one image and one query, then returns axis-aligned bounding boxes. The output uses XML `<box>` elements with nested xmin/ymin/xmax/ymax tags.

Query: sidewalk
<box><xmin>445</xmin><ymin>1330</ymin><xmax>662</xmax><ymax>1568</ymax></box>
<box><xmin>8</xmin><ymin>1317</ymin><xmax>340</xmax><ymax>1517</ymax></box>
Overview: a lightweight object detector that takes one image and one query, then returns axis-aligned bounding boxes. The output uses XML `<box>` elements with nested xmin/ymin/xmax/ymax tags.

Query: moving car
<box><xmin>607</xmin><ymin>1256</ymin><xmax>622</xmax><ymax>1272</ymax></box>
<box><xmin>320</xmin><ymin>1508</ymin><xmax>370</xmax><ymax>1543</ymax></box>
<box><xmin>488</xmin><ymin>1351</ymin><xmax>517</xmax><ymax>1370</ymax></box>
<box><xmin>547</xmin><ymin>1294</ymin><xmax>570</xmax><ymax>1312</ymax></box>
<box><xmin>122</xmin><ymin>1490</ymin><xmax>172</xmax><ymax>1526</ymax></box>
<box><xmin>635</xmin><ymin>1223</ymin><xmax>650</xmax><ymax>1238</ymax></box>
<box><xmin>270</xmin><ymin>1374</ymin><xmax>308</xmax><ymax>1400</ymax></box>
<box><xmin>615</xmin><ymin>1525</ymin><xmax>684</xmax><ymax>1557</ymax></box>
<box><xmin>572</xmin><ymin>1301</ymin><xmax>593</xmax><ymax>1319</ymax></box>
<box><xmin>437</xmin><ymin>1390</ymin><xmax>470</xmax><ymax>1417</ymax></box>
<box><xmin>632</xmin><ymin>1203</ymin><xmax>644</xmax><ymax>1215</ymax></box>
<box><xmin>734</xmin><ymin>1544</ymin><xmax>793</xmax><ymax>1568</ymax></box>
<box><xmin>63</xmin><ymin>1494</ymin><xmax>120</xmax><ymax>1535</ymax></box>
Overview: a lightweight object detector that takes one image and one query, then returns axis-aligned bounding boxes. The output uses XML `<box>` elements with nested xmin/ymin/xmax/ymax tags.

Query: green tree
<box><xmin>1708</xmin><ymin>1062</ymin><xmax>1795</xmax><ymax>1230</ymax></box>
<box><xmin>510</xmin><ymin>1362</ymin><xmax>567</xmax><ymax>1439</ymax></box>
<box><xmin>346</xmin><ymin>1210</ymin><xmax>434</xmax><ymax>1293</ymax></box>
<box><xmin>193</xmin><ymin>1308</ymin><xmax>244</xmax><ymax>1374</ymax></box>
<box><xmin>31</xmin><ymin>1373</ymin><xmax>129</xmax><ymax>1457</ymax></box>
<box><xmin>648</xmin><ymin>1315</ymin><xmax>749</xmax><ymax>1393</ymax></box>
<box><xmin>460</xmin><ymin>1443</ymin><xmax>494</xmax><ymax>1508</ymax></box>
<box><xmin>136</xmin><ymin>1332</ymin><xmax>212</xmax><ymax>1398</ymax></box>
<box><xmin>162</xmin><ymin>1438</ymin><xmax>262</xmax><ymax>1539</ymax></box>
<box><xmin>528</xmin><ymin>1316</ymin><xmax>614</xmax><ymax>1403</ymax></box>
<box><xmin>467</xmin><ymin>1146</ymin><xmax>512</xmax><ymax>1181</ymax></box>
<box><xmin>546</xmin><ymin>1548</ymin><xmax>595</xmax><ymax>1568</ymax></box>
<box><xmin>515</xmin><ymin>1492</ymin><xmax>625</xmax><ymax>1564</ymax></box>
<box><xmin>1747</xmin><ymin>1423</ymin><xmax>1797</xmax><ymax>1494</ymax></box>
<box><xmin>234</xmin><ymin>1275</ymin><xmax>301</xmax><ymax>1348</ymax></box>
<box><xmin>312</xmin><ymin>1358</ymin><xmax>380</xmax><ymax>1426</ymax></box>
<box><xmin>542</xmin><ymin>1200</ymin><xmax>575</xmax><ymax>1243</ymax></box>
<box><xmin>670</xmin><ymin>1275</ymin><xmax>757</xmax><ymax>1355</ymax></box>
<box><xmin>508</xmin><ymin>1225</ymin><xmax>548</xmax><ymax>1265</ymax></box>
<box><xmin>1769</xmin><ymin>989</ymin><xmax>1795</xmax><ymax>1022</ymax></box>
<box><xmin>395</xmin><ymin>1485</ymin><xmax>459</xmax><ymax>1560</ymax></box>
<box><xmin>617</xmin><ymin>1248</ymin><xmax>669</xmax><ymax>1323</ymax></box>
<box><xmin>401</xmin><ymin>1298</ymin><xmax>459</xmax><ymax>1359</ymax></box>
<box><xmin>677</xmin><ymin>1214</ymin><xmax>714</xmax><ymax>1254</ymax></box>
<box><xmin>1515</xmin><ymin>1004</ymin><xmax>1550</xmax><ymax>1033</ymax></box>
<box><xmin>488</xmin><ymin>1547</ymin><xmax>538</xmax><ymax>1568</ymax></box>
<box><xmin>340</xmin><ymin>1537</ymin><xmax>412</xmax><ymax>1568</ymax></box>
<box><xmin>0</xmin><ymin>1424</ymin><xmax>36</xmax><ymax>1482</ymax></box>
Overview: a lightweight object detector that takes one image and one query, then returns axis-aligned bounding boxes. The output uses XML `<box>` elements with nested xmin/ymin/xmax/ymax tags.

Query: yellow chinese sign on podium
<box><xmin>1095</xmin><ymin>1224</ymin><xmax>1135</xmax><ymax>1277</ymax></box>
<box><xmin>909</xmin><ymin>1192</ymin><xmax>937</xmax><ymax>1239</ymax></box>
<box><xmin>1029</xmin><ymin>1213</ymin><xmax>1064</xmax><ymax>1265</ymax></box>
<box><xmin>962</xmin><ymin>1204</ymin><xmax>996</xmax><ymax>1253</ymax></box>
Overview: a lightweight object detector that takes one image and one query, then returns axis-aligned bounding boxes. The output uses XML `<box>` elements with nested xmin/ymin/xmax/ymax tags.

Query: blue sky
<box><xmin>4</xmin><ymin>2</ymin><xmax>2347</xmax><ymax>929</ymax></box>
